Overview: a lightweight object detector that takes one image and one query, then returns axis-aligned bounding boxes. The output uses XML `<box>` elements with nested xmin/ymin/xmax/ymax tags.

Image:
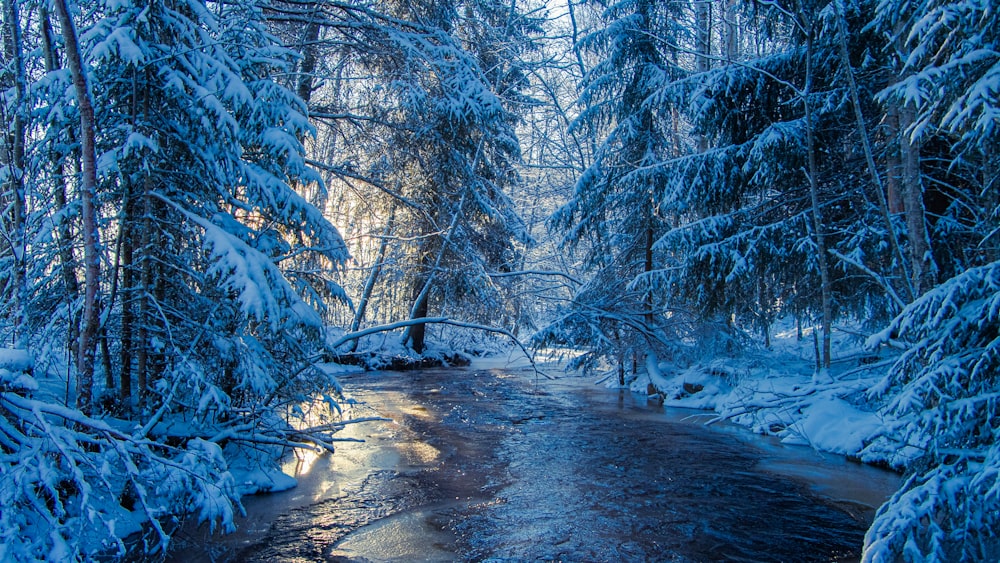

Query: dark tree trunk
<box><xmin>408</xmin><ymin>272</ymin><xmax>431</xmax><ymax>354</ymax></box>
<box><xmin>899</xmin><ymin>104</ymin><xmax>936</xmax><ymax>295</ymax></box>
<box><xmin>55</xmin><ymin>0</ymin><xmax>102</xmax><ymax>415</ymax></box>
<box><xmin>644</xmin><ymin>220</ymin><xmax>654</xmax><ymax>329</ymax></box>
<box><xmin>2</xmin><ymin>0</ymin><xmax>27</xmax><ymax>346</ymax></box>
<box><xmin>884</xmin><ymin>103</ymin><xmax>906</xmax><ymax>215</ymax></box>
<box><xmin>296</xmin><ymin>19</ymin><xmax>321</xmax><ymax>105</ymax></box>
<box><xmin>803</xmin><ymin>30</ymin><xmax>832</xmax><ymax>370</ymax></box>
<box><xmin>136</xmin><ymin>176</ymin><xmax>155</xmax><ymax>407</ymax></box>
<box><xmin>119</xmin><ymin>182</ymin><xmax>138</xmax><ymax>405</ymax></box>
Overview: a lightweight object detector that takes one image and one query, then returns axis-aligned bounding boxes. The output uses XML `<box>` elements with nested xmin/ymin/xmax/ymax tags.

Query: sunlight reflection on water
<box><xmin>329</xmin><ymin>509</ymin><xmax>456</xmax><ymax>562</ymax></box>
<box><xmin>170</xmin><ymin>363</ymin><xmax>900</xmax><ymax>562</ymax></box>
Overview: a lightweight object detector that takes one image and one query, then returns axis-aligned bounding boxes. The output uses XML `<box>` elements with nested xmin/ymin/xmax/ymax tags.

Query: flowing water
<box><xmin>168</xmin><ymin>361</ymin><xmax>900</xmax><ymax>562</ymax></box>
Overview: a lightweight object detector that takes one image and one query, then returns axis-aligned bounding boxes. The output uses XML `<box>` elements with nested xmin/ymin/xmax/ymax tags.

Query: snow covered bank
<box><xmin>630</xmin><ymin>324</ymin><xmax>912</xmax><ymax>470</ymax></box>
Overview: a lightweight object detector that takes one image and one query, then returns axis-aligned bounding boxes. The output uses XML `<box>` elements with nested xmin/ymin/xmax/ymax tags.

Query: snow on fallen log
<box><xmin>0</xmin><ymin>348</ymin><xmax>33</xmax><ymax>372</ymax></box>
<box><xmin>0</xmin><ymin>348</ymin><xmax>36</xmax><ymax>392</ymax></box>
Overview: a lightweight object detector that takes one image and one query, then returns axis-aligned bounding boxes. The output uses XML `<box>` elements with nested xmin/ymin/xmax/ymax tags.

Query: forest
<box><xmin>0</xmin><ymin>0</ymin><xmax>997</xmax><ymax>560</ymax></box>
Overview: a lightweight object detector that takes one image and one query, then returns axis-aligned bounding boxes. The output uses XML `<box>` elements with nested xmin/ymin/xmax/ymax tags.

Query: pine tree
<box><xmin>78</xmin><ymin>0</ymin><xmax>348</xmax><ymax>409</ymax></box>
<box><xmin>538</xmin><ymin>0</ymin><xmax>692</xmax><ymax>375</ymax></box>
<box><xmin>644</xmin><ymin>0</ymin><xmax>912</xmax><ymax>367</ymax></box>
<box><xmin>860</xmin><ymin>0</ymin><xmax>1000</xmax><ymax>558</ymax></box>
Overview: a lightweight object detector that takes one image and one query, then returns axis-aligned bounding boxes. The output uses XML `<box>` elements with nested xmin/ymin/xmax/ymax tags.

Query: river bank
<box><xmin>624</xmin><ymin>324</ymin><xmax>912</xmax><ymax>473</ymax></box>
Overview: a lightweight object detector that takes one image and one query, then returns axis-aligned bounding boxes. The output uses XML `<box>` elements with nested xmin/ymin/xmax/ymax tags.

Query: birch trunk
<box><xmin>39</xmin><ymin>6</ymin><xmax>80</xmax><ymax>319</ymax></box>
<box><xmin>723</xmin><ymin>0</ymin><xmax>738</xmax><ymax>62</ymax></box>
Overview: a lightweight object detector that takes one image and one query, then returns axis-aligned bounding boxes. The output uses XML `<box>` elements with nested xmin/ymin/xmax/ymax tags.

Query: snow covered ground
<box><xmin>624</xmin><ymin>322</ymin><xmax>914</xmax><ymax>471</ymax></box>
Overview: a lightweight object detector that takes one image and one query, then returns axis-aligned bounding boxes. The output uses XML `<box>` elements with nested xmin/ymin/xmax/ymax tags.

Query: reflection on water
<box><xmin>397</xmin><ymin>441</ymin><xmax>440</xmax><ymax>465</ymax></box>
<box><xmin>330</xmin><ymin>509</ymin><xmax>456</xmax><ymax>562</ymax></box>
<box><xmin>169</xmin><ymin>363</ymin><xmax>900</xmax><ymax>562</ymax></box>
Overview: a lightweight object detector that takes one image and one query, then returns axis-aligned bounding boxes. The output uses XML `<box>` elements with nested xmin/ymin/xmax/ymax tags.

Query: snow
<box><xmin>230</xmin><ymin>466</ymin><xmax>298</xmax><ymax>496</ymax></box>
<box><xmin>0</xmin><ymin>349</ymin><xmax>37</xmax><ymax>392</ymax></box>
<box><xmin>628</xmin><ymin>321</ymin><xmax>902</xmax><ymax>468</ymax></box>
<box><xmin>91</xmin><ymin>25</ymin><xmax>145</xmax><ymax>65</ymax></box>
<box><xmin>644</xmin><ymin>353</ymin><xmax>673</xmax><ymax>394</ymax></box>
<box><xmin>785</xmin><ymin>398</ymin><xmax>884</xmax><ymax>454</ymax></box>
<box><xmin>0</xmin><ymin>348</ymin><xmax>33</xmax><ymax>373</ymax></box>
<box><xmin>315</xmin><ymin>362</ymin><xmax>366</xmax><ymax>377</ymax></box>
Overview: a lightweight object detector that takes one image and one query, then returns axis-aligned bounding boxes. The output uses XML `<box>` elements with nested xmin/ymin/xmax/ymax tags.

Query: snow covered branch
<box><xmin>487</xmin><ymin>269</ymin><xmax>583</xmax><ymax>286</ymax></box>
<box><xmin>329</xmin><ymin>317</ymin><xmax>548</xmax><ymax>378</ymax></box>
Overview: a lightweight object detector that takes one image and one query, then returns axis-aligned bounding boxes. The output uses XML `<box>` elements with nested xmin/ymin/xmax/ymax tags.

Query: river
<box><xmin>168</xmin><ymin>359</ymin><xmax>900</xmax><ymax>562</ymax></box>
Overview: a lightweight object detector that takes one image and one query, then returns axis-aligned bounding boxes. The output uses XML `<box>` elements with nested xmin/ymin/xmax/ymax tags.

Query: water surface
<box><xmin>169</xmin><ymin>363</ymin><xmax>899</xmax><ymax>562</ymax></box>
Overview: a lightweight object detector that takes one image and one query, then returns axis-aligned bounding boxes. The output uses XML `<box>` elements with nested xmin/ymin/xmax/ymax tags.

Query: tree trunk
<box><xmin>39</xmin><ymin>4</ymin><xmax>82</xmax><ymax>370</ymax></box>
<box><xmin>723</xmin><ymin>0</ymin><xmax>738</xmax><ymax>62</ymax></box>
<box><xmin>2</xmin><ymin>0</ymin><xmax>27</xmax><ymax>347</ymax></box>
<box><xmin>833</xmin><ymin>2</ymin><xmax>913</xmax><ymax>303</ymax></box>
<box><xmin>118</xmin><ymin>180</ymin><xmax>138</xmax><ymax>405</ymax></box>
<box><xmin>55</xmin><ymin>0</ymin><xmax>102</xmax><ymax>415</ymax></box>
<box><xmin>803</xmin><ymin>30</ymin><xmax>832</xmax><ymax>370</ymax></box>
<box><xmin>899</xmin><ymin>103</ymin><xmax>936</xmax><ymax>296</ymax></box>
<box><xmin>402</xmin><ymin>195</ymin><xmax>465</xmax><ymax>353</ymax></box>
<box><xmin>117</xmin><ymin>71</ymin><xmax>149</xmax><ymax>408</ymax></box>
<box><xmin>295</xmin><ymin>18</ymin><xmax>321</xmax><ymax>106</ymax></box>
<box><xmin>695</xmin><ymin>0</ymin><xmax>711</xmax><ymax>153</ymax></box>
<box><xmin>407</xmin><ymin>273</ymin><xmax>431</xmax><ymax>354</ymax></box>
<box><xmin>884</xmin><ymin>103</ymin><xmax>905</xmax><ymax>214</ymax></box>
<box><xmin>643</xmin><ymin>217</ymin><xmax>654</xmax><ymax>329</ymax></box>
<box><xmin>696</xmin><ymin>0</ymin><xmax>711</xmax><ymax>74</ymax></box>
<box><xmin>136</xmin><ymin>175</ymin><xmax>155</xmax><ymax>407</ymax></box>
<box><xmin>349</xmin><ymin>205</ymin><xmax>396</xmax><ymax>352</ymax></box>
<box><xmin>758</xmin><ymin>276</ymin><xmax>770</xmax><ymax>349</ymax></box>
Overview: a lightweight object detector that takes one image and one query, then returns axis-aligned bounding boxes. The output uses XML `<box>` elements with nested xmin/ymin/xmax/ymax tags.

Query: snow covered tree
<box><xmin>873</xmin><ymin>0</ymin><xmax>999</xmax><ymax>288</ymax></box>
<box><xmin>78</xmin><ymin>0</ymin><xmax>347</xmax><ymax>408</ymax></box>
<box><xmin>0</xmin><ymin>0</ymin><xmax>352</xmax><ymax>557</ymax></box>
<box><xmin>386</xmin><ymin>18</ymin><xmax>531</xmax><ymax>353</ymax></box>
<box><xmin>52</xmin><ymin>0</ymin><xmax>101</xmax><ymax>416</ymax></box>
<box><xmin>860</xmin><ymin>0</ymin><xmax>1000</xmax><ymax>559</ymax></box>
<box><xmin>0</xmin><ymin>0</ymin><xmax>28</xmax><ymax>349</ymax></box>
<box><xmin>864</xmin><ymin>262</ymin><xmax>1000</xmax><ymax>561</ymax></box>
<box><xmin>636</xmin><ymin>0</ymin><xmax>925</xmax><ymax>369</ymax></box>
<box><xmin>266</xmin><ymin>0</ymin><xmax>535</xmax><ymax>355</ymax></box>
<box><xmin>539</xmin><ymin>0</ymin><xmax>976</xmax><ymax>374</ymax></box>
<box><xmin>538</xmin><ymin>0</ymin><xmax>690</xmax><ymax>375</ymax></box>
